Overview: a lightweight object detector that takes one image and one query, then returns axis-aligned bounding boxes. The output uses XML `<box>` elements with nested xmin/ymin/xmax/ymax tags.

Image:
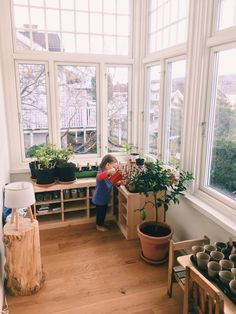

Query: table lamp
<box><xmin>4</xmin><ymin>181</ymin><xmax>35</xmax><ymax>230</ymax></box>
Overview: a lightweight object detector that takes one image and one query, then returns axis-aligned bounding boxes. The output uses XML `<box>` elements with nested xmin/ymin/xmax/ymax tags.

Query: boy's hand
<box><xmin>107</xmin><ymin>167</ymin><xmax>116</xmax><ymax>175</ymax></box>
<box><xmin>116</xmin><ymin>179</ymin><xmax>127</xmax><ymax>187</ymax></box>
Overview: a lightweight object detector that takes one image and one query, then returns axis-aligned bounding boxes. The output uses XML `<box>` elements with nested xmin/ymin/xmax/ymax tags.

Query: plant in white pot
<box><xmin>127</xmin><ymin>159</ymin><xmax>193</xmax><ymax>264</ymax></box>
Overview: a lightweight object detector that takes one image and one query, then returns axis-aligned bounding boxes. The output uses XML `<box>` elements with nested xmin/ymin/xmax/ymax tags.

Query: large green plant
<box><xmin>55</xmin><ymin>144</ymin><xmax>74</xmax><ymax>165</ymax></box>
<box><xmin>128</xmin><ymin>160</ymin><xmax>193</xmax><ymax>224</ymax></box>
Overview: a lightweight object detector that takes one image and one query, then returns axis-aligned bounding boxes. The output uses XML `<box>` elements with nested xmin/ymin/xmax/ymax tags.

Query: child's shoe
<box><xmin>96</xmin><ymin>225</ymin><xmax>108</xmax><ymax>232</ymax></box>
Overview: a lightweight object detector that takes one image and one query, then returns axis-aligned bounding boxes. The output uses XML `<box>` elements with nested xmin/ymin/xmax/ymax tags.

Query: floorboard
<box><xmin>6</xmin><ymin>222</ymin><xmax>183</xmax><ymax>314</ymax></box>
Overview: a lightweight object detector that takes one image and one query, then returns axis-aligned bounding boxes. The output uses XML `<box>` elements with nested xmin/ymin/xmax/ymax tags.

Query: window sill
<box><xmin>184</xmin><ymin>192</ymin><xmax>236</xmax><ymax>235</ymax></box>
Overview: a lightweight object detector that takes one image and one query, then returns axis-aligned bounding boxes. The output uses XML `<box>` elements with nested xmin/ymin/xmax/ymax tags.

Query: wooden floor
<box><xmin>7</xmin><ymin>222</ymin><xmax>183</xmax><ymax>314</ymax></box>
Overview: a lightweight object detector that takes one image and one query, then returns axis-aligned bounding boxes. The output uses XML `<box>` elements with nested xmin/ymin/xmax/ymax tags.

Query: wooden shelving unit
<box><xmin>117</xmin><ymin>185</ymin><xmax>164</xmax><ymax>240</ymax></box>
<box><xmin>32</xmin><ymin>178</ymin><xmax>114</xmax><ymax>230</ymax></box>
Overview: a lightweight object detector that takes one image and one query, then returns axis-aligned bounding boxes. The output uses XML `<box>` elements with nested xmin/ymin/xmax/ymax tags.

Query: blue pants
<box><xmin>96</xmin><ymin>204</ymin><xmax>108</xmax><ymax>226</ymax></box>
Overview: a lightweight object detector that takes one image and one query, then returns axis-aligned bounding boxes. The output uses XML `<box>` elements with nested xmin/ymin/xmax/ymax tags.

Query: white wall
<box><xmin>167</xmin><ymin>200</ymin><xmax>235</xmax><ymax>243</ymax></box>
<box><xmin>0</xmin><ymin>41</ymin><xmax>10</xmax><ymax>313</ymax></box>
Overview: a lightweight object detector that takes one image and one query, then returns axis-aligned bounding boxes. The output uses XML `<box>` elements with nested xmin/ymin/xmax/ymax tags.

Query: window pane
<box><xmin>30</xmin><ymin>8</ymin><xmax>45</xmax><ymax>29</ymax></box>
<box><xmin>148</xmin><ymin>0</ymin><xmax>189</xmax><ymax>53</ymax></box>
<box><xmin>57</xmin><ymin>65</ymin><xmax>97</xmax><ymax>154</ymax></box>
<box><xmin>107</xmin><ymin>67</ymin><xmax>129</xmax><ymax>152</ymax></box>
<box><xmin>76</xmin><ymin>12</ymin><xmax>89</xmax><ymax>33</ymax></box>
<box><xmin>145</xmin><ymin>65</ymin><xmax>160</xmax><ymax>156</ymax></box>
<box><xmin>17</xmin><ymin>63</ymin><xmax>49</xmax><ymax>158</ymax></box>
<box><xmin>46</xmin><ymin>9</ymin><xmax>60</xmax><ymax>31</ymax></box>
<box><xmin>165</xmin><ymin>59</ymin><xmax>186</xmax><ymax>167</ymax></box>
<box><xmin>207</xmin><ymin>49</ymin><xmax>236</xmax><ymax>199</ymax></box>
<box><xmin>77</xmin><ymin>34</ymin><xmax>89</xmax><ymax>53</ymax></box>
<box><xmin>12</xmin><ymin>0</ymin><xmax>131</xmax><ymax>55</ymax></box>
<box><xmin>218</xmin><ymin>0</ymin><xmax>236</xmax><ymax>30</ymax></box>
<box><xmin>61</xmin><ymin>11</ymin><xmax>75</xmax><ymax>32</ymax></box>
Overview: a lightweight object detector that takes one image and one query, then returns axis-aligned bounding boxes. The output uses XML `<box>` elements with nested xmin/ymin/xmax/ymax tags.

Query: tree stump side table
<box><xmin>3</xmin><ymin>218</ymin><xmax>45</xmax><ymax>296</ymax></box>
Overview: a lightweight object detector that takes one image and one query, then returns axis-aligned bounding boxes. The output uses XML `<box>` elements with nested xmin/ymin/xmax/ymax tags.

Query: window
<box><xmin>164</xmin><ymin>59</ymin><xmax>186</xmax><ymax>167</ymax></box>
<box><xmin>12</xmin><ymin>0</ymin><xmax>131</xmax><ymax>55</ymax></box>
<box><xmin>144</xmin><ymin>64</ymin><xmax>160</xmax><ymax>156</ymax></box>
<box><xmin>16</xmin><ymin>62</ymin><xmax>50</xmax><ymax>158</ymax></box>
<box><xmin>217</xmin><ymin>0</ymin><xmax>236</xmax><ymax>30</ymax></box>
<box><xmin>106</xmin><ymin>66</ymin><xmax>129</xmax><ymax>153</ymax></box>
<box><xmin>205</xmin><ymin>48</ymin><xmax>236</xmax><ymax>200</ymax></box>
<box><xmin>148</xmin><ymin>0</ymin><xmax>189</xmax><ymax>53</ymax></box>
<box><xmin>57</xmin><ymin>64</ymin><xmax>97</xmax><ymax>155</ymax></box>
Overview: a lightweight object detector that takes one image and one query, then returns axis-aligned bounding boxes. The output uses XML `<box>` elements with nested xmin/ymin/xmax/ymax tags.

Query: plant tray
<box><xmin>190</xmin><ymin>255</ymin><xmax>236</xmax><ymax>305</ymax></box>
<box><xmin>76</xmin><ymin>171</ymin><xmax>97</xmax><ymax>178</ymax></box>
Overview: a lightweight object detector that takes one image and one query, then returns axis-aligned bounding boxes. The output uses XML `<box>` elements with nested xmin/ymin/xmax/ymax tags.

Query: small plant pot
<box><xmin>57</xmin><ymin>162</ymin><xmax>76</xmax><ymax>182</ymax></box>
<box><xmin>29</xmin><ymin>161</ymin><xmax>39</xmax><ymax>180</ymax></box>
<box><xmin>36</xmin><ymin>168</ymin><xmax>55</xmax><ymax>185</ymax></box>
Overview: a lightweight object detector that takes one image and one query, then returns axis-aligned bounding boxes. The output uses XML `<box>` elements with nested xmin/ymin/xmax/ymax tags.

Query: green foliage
<box><xmin>210</xmin><ymin>139</ymin><xmax>236</xmax><ymax>195</ymax></box>
<box><xmin>56</xmin><ymin>144</ymin><xmax>74</xmax><ymax>163</ymax></box>
<box><xmin>26</xmin><ymin>144</ymin><xmax>44</xmax><ymax>158</ymax></box>
<box><xmin>129</xmin><ymin>159</ymin><xmax>193</xmax><ymax>224</ymax></box>
<box><xmin>34</xmin><ymin>144</ymin><xmax>57</xmax><ymax>170</ymax></box>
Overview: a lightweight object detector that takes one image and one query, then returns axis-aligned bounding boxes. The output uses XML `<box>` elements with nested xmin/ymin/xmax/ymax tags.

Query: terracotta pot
<box><xmin>137</xmin><ymin>221</ymin><xmax>173</xmax><ymax>263</ymax></box>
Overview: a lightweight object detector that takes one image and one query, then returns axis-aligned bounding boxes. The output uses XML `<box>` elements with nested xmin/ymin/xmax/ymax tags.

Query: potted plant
<box><xmin>126</xmin><ymin>159</ymin><xmax>193</xmax><ymax>264</ymax></box>
<box><xmin>34</xmin><ymin>144</ymin><xmax>57</xmax><ymax>185</ymax></box>
<box><xmin>27</xmin><ymin>144</ymin><xmax>44</xmax><ymax>179</ymax></box>
<box><xmin>55</xmin><ymin>145</ymin><xmax>76</xmax><ymax>183</ymax></box>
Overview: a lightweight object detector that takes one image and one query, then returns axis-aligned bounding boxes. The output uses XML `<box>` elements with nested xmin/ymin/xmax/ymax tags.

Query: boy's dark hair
<box><xmin>100</xmin><ymin>154</ymin><xmax>118</xmax><ymax>171</ymax></box>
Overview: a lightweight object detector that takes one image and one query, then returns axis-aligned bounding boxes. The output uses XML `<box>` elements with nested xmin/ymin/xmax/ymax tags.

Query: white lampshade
<box><xmin>4</xmin><ymin>182</ymin><xmax>35</xmax><ymax>208</ymax></box>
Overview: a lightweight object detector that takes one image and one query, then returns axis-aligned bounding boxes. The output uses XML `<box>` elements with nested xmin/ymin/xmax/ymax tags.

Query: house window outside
<box><xmin>57</xmin><ymin>65</ymin><xmax>97</xmax><ymax>154</ymax></box>
<box><xmin>217</xmin><ymin>0</ymin><xmax>236</xmax><ymax>30</ymax></box>
<box><xmin>148</xmin><ymin>0</ymin><xmax>189</xmax><ymax>53</ymax></box>
<box><xmin>12</xmin><ymin>0</ymin><xmax>131</xmax><ymax>55</ymax></box>
<box><xmin>145</xmin><ymin>64</ymin><xmax>160</xmax><ymax>156</ymax></box>
<box><xmin>205</xmin><ymin>48</ymin><xmax>236</xmax><ymax>200</ymax></box>
<box><xmin>107</xmin><ymin>66</ymin><xmax>129</xmax><ymax>153</ymax></box>
<box><xmin>164</xmin><ymin>59</ymin><xmax>186</xmax><ymax>167</ymax></box>
<box><xmin>16</xmin><ymin>63</ymin><xmax>49</xmax><ymax>158</ymax></box>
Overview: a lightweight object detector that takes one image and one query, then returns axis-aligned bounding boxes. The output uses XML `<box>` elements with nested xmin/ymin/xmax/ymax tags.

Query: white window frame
<box><xmin>54</xmin><ymin>61</ymin><xmax>101</xmax><ymax>158</ymax></box>
<box><xmin>14</xmin><ymin>59</ymin><xmax>53</xmax><ymax>162</ymax></box>
<box><xmin>104</xmin><ymin>64</ymin><xmax>132</xmax><ymax>155</ymax></box>
<box><xmin>163</xmin><ymin>55</ymin><xmax>186</xmax><ymax>166</ymax></box>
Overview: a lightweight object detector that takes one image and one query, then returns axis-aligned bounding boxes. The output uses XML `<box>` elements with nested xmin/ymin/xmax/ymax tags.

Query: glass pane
<box><xmin>117</xmin><ymin>0</ymin><xmax>130</xmax><ymax>14</ymax></box>
<box><xmin>48</xmin><ymin>32</ymin><xmax>61</xmax><ymax>52</ymax></box>
<box><xmin>61</xmin><ymin>11</ymin><xmax>75</xmax><ymax>32</ymax></box>
<box><xmin>14</xmin><ymin>0</ymin><xmax>28</xmax><ymax>4</ymax></box>
<box><xmin>32</xmin><ymin>31</ymin><xmax>46</xmax><ymax>51</ymax></box>
<box><xmin>107</xmin><ymin>67</ymin><xmax>129</xmax><ymax>152</ymax></box>
<box><xmin>30</xmin><ymin>0</ymin><xmax>44</xmax><ymax>6</ymax></box>
<box><xmin>90</xmin><ymin>0</ymin><xmax>102</xmax><ymax>12</ymax></box>
<box><xmin>90</xmin><ymin>35</ymin><xmax>102</xmax><ymax>54</ymax></box>
<box><xmin>57</xmin><ymin>65</ymin><xmax>97</xmax><ymax>154</ymax></box>
<box><xmin>46</xmin><ymin>9</ymin><xmax>60</xmax><ymax>31</ymax></box>
<box><xmin>14</xmin><ymin>6</ymin><xmax>29</xmax><ymax>28</ymax></box>
<box><xmin>77</xmin><ymin>34</ymin><xmax>89</xmax><ymax>53</ymax></box>
<box><xmin>30</xmin><ymin>8</ymin><xmax>45</xmax><ymax>29</ymax></box>
<box><xmin>166</xmin><ymin>59</ymin><xmax>186</xmax><ymax>167</ymax></box>
<box><xmin>104</xmin><ymin>36</ymin><xmax>116</xmax><ymax>54</ymax></box>
<box><xmin>117</xmin><ymin>37</ymin><xmax>128</xmax><ymax>55</ymax></box>
<box><xmin>17</xmin><ymin>63</ymin><xmax>49</xmax><ymax>158</ymax></box>
<box><xmin>45</xmin><ymin>0</ymin><xmax>59</xmax><ymax>8</ymax></box>
<box><xmin>104</xmin><ymin>0</ymin><xmax>116</xmax><ymax>13</ymax></box>
<box><xmin>208</xmin><ymin>49</ymin><xmax>236</xmax><ymax>199</ymax></box>
<box><xmin>117</xmin><ymin>16</ymin><xmax>129</xmax><ymax>36</ymax></box>
<box><xmin>75</xmin><ymin>0</ymin><xmax>89</xmax><ymax>11</ymax></box>
<box><xmin>104</xmin><ymin>14</ymin><xmax>116</xmax><ymax>35</ymax></box>
<box><xmin>148</xmin><ymin>0</ymin><xmax>189</xmax><ymax>53</ymax></box>
<box><xmin>16</xmin><ymin>30</ymin><xmax>31</xmax><ymax>51</ymax></box>
<box><xmin>61</xmin><ymin>33</ymin><xmax>75</xmax><ymax>52</ymax></box>
<box><xmin>90</xmin><ymin>13</ymin><xmax>102</xmax><ymax>34</ymax></box>
<box><xmin>145</xmin><ymin>65</ymin><xmax>160</xmax><ymax>156</ymax></box>
<box><xmin>61</xmin><ymin>0</ymin><xmax>74</xmax><ymax>10</ymax></box>
<box><xmin>76</xmin><ymin>12</ymin><xmax>89</xmax><ymax>33</ymax></box>
<box><xmin>218</xmin><ymin>0</ymin><xmax>236</xmax><ymax>30</ymax></box>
